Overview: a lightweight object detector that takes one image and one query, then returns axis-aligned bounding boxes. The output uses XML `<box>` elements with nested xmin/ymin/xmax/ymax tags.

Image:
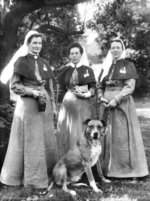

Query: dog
<box><xmin>48</xmin><ymin>119</ymin><xmax>110</xmax><ymax>196</ymax></box>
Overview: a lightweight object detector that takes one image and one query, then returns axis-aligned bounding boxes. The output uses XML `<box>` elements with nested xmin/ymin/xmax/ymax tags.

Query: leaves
<box><xmin>87</xmin><ymin>0</ymin><xmax>150</xmax><ymax>95</ymax></box>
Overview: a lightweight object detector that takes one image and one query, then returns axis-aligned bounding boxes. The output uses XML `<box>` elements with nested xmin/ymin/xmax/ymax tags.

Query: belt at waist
<box><xmin>24</xmin><ymin>85</ymin><xmax>45</xmax><ymax>91</ymax></box>
<box><xmin>105</xmin><ymin>86</ymin><xmax>122</xmax><ymax>91</ymax></box>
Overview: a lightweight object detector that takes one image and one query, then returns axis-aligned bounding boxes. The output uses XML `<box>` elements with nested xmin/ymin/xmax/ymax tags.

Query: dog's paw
<box><xmin>95</xmin><ymin>188</ymin><xmax>103</xmax><ymax>194</ymax></box>
<box><xmin>102</xmin><ymin>178</ymin><xmax>111</xmax><ymax>183</ymax></box>
<box><xmin>93</xmin><ymin>187</ymin><xmax>103</xmax><ymax>194</ymax></box>
<box><xmin>70</xmin><ymin>190</ymin><xmax>77</xmax><ymax>196</ymax></box>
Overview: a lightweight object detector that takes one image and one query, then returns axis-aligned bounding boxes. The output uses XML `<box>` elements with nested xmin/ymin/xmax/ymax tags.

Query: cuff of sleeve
<box><xmin>24</xmin><ymin>87</ymin><xmax>34</xmax><ymax>96</ymax></box>
<box><xmin>84</xmin><ymin>91</ymin><xmax>92</xmax><ymax>98</ymax></box>
<box><xmin>114</xmin><ymin>94</ymin><xmax>123</xmax><ymax>104</ymax></box>
<box><xmin>98</xmin><ymin>95</ymin><xmax>103</xmax><ymax>100</ymax></box>
<box><xmin>97</xmin><ymin>91</ymin><xmax>103</xmax><ymax>99</ymax></box>
<box><xmin>89</xmin><ymin>88</ymin><xmax>95</xmax><ymax>96</ymax></box>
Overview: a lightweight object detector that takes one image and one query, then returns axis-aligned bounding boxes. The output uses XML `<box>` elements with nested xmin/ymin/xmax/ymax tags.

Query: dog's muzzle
<box><xmin>93</xmin><ymin>132</ymin><xmax>99</xmax><ymax>140</ymax></box>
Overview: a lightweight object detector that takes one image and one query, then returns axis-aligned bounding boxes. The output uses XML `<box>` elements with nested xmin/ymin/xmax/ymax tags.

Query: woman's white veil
<box><xmin>0</xmin><ymin>30</ymin><xmax>39</xmax><ymax>84</ymax></box>
<box><xmin>100</xmin><ymin>38</ymin><xmax>126</xmax><ymax>82</ymax></box>
<box><xmin>67</xmin><ymin>45</ymin><xmax>89</xmax><ymax>67</ymax></box>
<box><xmin>80</xmin><ymin>46</ymin><xmax>89</xmax><ymax>66</ymax></box>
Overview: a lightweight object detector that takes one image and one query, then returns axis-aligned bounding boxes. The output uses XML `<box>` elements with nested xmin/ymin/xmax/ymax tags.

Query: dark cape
<box><xmin>104</xmin><ymin>59</ymin><xmax>138</xmax><ymax>81</ymax></box>
<box><xmin>13</xmin><ymin>54</ymin><xmax>53</xmax><ymax>81</ymax></box>
<box><xmin>59</xmin><ymin>65</ymin><xmax>96</xmax><ymax>88</ymax></box>
<box><xmin>58</xmin><ymin>65</ymin><xmax>96</xmax><ymax>102</ymax></box>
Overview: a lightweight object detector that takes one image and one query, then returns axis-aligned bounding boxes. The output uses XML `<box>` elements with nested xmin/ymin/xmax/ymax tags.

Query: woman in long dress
<box><xmin>0</xmin><ymin>30</ymin><xmax>58</xmax><ymax>189</ymax></box>
<box><xmin>97</xmin><ymin>38</ymin><xmax>149</xmax><ymax>179</ymax></box>
<box><xmin>57</xmin><ymin>42</ymin><xmax>96</xmax><ymax>158</ymax></box>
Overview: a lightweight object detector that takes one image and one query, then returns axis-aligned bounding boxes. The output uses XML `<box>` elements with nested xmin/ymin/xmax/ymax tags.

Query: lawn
<box><xmin>0</xmin><ymin>102</ymin><xmax>150</xmax><ymax>201</ymax></box>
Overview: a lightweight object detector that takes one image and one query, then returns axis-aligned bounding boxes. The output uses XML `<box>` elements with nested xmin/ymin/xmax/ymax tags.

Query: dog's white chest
<box><xmin>90</xmin><ymin>145</ymin><xmax>101</xmax><ymax>166</ymax></box>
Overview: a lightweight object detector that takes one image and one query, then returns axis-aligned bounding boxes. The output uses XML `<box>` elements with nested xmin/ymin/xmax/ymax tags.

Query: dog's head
<box><xmin>83</xmin><ymin>119</ymin><xmax>105</xmax><ymax>141</ymax></box>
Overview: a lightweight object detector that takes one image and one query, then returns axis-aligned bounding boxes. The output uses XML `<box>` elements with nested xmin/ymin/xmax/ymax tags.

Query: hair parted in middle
<box><xmin>67</xmin><ymin>42</ymin><xmax>84</xmax><ymax>55</ymax></box>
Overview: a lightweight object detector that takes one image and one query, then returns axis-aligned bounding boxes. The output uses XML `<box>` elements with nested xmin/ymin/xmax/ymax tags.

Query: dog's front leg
<box><xmin>96</xmin><ymin>160</ymin><xmax>111</xmax><ymax>183</ymax></box>
<box><xmin>62</xmin><ymin>182</ymin><xmax>77</xmax><ymax>196</ymax></box>
<box><xmin>84</xmin><ymin>166</ymin><xmax>102</xmax><ymax>194</ymax></box>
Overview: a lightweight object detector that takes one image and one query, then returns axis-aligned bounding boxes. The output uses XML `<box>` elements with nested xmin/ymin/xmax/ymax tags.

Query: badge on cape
<box><xmin>120</xmin><ymin>66</ymin><xmax>126</xmax><ymax>74</ymax></box>
<box><xmin>43</xmin><ymin>64</ymin><xmax>48</xmax><ymax>71</ymax></box>
<box><xmin>84</xmin><ymin>69</ymin><xmax>89</xmax><ymax>77</ymax></box>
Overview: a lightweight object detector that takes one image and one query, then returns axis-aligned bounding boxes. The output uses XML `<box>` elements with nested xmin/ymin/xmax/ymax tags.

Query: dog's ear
<box><xmin>100</xmin><ymin>120</ymin><xmax>107</xmax><ymax>128</ymax></box>
<box><xmin>83</xmin><ymin>118</ymin><xmax>91</xmax><ymax>125</ymax></box>
<box><xmin>100</xmin><ymin>120</ymin><xmax>107</xmax><ymax>136</ymax></box>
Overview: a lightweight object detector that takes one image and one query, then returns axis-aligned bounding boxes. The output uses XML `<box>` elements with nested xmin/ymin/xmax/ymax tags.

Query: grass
<box><xmin>0</xmin><ymin>175</ymin><xmax>150</xmax><ymax>201</ymax></box>
<box><xmin>0</xmin><ymin>111</ymin><xmax>150</xmax><ymax>201</ymax></box>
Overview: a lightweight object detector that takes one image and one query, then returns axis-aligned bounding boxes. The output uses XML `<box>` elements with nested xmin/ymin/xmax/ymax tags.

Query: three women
<box><xmin>0</xmin><ymin>31</ymin><xmax>149</xmax><ymax>190</ymax></box>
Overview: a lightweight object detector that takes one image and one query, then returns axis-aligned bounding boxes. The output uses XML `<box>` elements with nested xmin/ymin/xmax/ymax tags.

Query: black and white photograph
<box><xmin>0</xmin><ymin>0</ymin><xmax>150</xmax><ymax>200</ymax></box>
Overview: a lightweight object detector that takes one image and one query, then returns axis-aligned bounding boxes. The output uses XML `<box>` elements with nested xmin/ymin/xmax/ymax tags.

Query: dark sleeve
<box><xmin>96</xmin><ymin>79</ymin><xmax>106</xmax><ymax>99</ymax></box>
<box><xmin>88</xmin><ymin>68</ymin><xmax>96</xmax><ymax>96</ymax></box>
<box><xmin>57</xmin><ymin>66</ymin><xmax>68</xmax><ymax>103</ymax></box>
<box><xmin>10</xmin><ymin>74</ymin><xmax>33</xmax><ymax>96</ymax></box>
<box><xmin>58</xmin><ymin>83</ymin><xmax>67</xmax><ymax>103</ymax></box>
<box><xmin>47</xmin><ymin>78</ymin><xmax>56</xmax><ymax>111</ymax></box>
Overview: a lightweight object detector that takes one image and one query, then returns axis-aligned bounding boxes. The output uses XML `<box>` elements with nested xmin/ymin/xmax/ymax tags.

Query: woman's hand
<box><xmin>53</xmin><ymin>109</ymin><xmax>58</xmax><ymax>118</ymax></box>
<box><xmin>108</xmin><ymin>99</ymin><xmax>117</xmax><ymax>108</ymax></box>
<box><xmin>15</xmin><ymin>85</ymin><xmax>25</xmax><ymax>95</ymax></box>
<box><xmin>52</xmin><ymin>102</ymin><xmax>58</xmax><ymax>117</ymax></box>
<box><xmin>100</xmin><ymin>97</ymin><xmax>109</xmax><ymax>107</ymax></box>
<box><xmin>73</xmin><ymin>91</ymin><xmax>91</xmax><ymax>99</ymax></box>
<box><xmin>73</xmin><ymin>91</ymin><xmax>85</xmax><ymax>98</ymax></box>
<box><xmin>100</xmin><ymin>97</ymin><xmax>109</xmax><ymax>104</ymax></box>
<box><xmin>32</xmin><ymin>90</ymin><xmax>41</xmax><ymax>98</ymax></box>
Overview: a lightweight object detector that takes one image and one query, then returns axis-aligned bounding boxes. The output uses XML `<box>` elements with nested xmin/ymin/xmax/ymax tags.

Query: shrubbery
<box><xmin>87</xmin><ymin>0</ymin><xmax>150</xmax><ymax>96</ymax></box>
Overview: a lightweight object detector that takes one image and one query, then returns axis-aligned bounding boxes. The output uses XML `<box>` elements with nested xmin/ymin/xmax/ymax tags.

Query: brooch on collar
<box><xmin>120</xmin><ymin>66</ymin><xmax>126</xmax><ymax>74</ymax></box>
<box><xmin>34</xmin><ymin>55</ymin><xmax>38</xmax><ymax>60</ymax></box>
<box><xmin>84</xmin><ymin>69</ymin><xmax>89</xmax><ymax>77</ymax></box>
<box><xmin>43</xmin><ymin>64</ymin><xmax>48</xmax><ymax>71</ymax></box>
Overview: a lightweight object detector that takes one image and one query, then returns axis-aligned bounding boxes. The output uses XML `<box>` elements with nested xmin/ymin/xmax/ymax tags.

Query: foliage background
<box><xmin>86</xmin><ymin>0</ymin><xmax>150</xmax><ymax>96</ymax></box>
<box><xmin>0</xmin><ymin>0</ymin><xmax>150</xmax><ymax>178</ymax></box>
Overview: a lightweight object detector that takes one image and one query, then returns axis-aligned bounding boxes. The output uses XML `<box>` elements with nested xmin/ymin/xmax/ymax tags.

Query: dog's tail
<box><xmin>70</xmin><ymin>182</ymin><xmax>88</xmax><ymax>187</ymax></box>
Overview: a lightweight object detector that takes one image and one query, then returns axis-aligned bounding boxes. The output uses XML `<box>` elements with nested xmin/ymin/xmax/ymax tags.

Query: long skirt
<box><xmin>56</xmin><ymin>91</ymin><xmax>94</xmax><ymax>158</ymax></box>
<box><xmin>0</xmin><ymin>92</ymin><xmax>58</xmax><ymax>189</ymax></box>
<box><xmin>100</xmin><ymin>96</ymin><xmax>149</xmax><ymax>178</ymax></box>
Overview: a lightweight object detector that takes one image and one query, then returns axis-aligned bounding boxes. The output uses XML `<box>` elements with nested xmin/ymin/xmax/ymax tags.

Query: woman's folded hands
<box><xmin>73</xmin><ymin>90</ymin><xmax>91</xmax><ymax>99</ymax></box>
<box><xmin>108</xmin><ymin>99</ymin><xmax>117</xmax><ymax>108</ymax></box>
<box><xmin>32</xmin><ymin>90</ymin><xmax>43</xmax><ymax>99</ymax></box>
<box><xmin>100</xmin><ymin>97</ymin><xmax>117</xmax><ymax>108</ymax></box>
